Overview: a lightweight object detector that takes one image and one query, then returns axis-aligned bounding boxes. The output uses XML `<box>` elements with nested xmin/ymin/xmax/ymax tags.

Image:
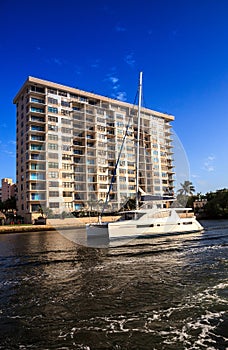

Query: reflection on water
<box><xmin>0</xmin><ymin>220</ymin><xmax>227</xmax><ymax>349</ymax></box>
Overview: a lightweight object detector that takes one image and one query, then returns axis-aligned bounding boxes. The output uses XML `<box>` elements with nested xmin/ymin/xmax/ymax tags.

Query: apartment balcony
<box><xmin>29</xmin><ymin>86</ymin><xmax>45</xmax><ymax>95</ymax></box>
<box><xmin>29</xmin><ymin>183</ymin><xmax>46</xmax><ymax>191</ymax></box>
<box><xmin>30</xmin><ymin>196</ymin><xmax>46</xmax><ymax>202</ymax></box>
<box><xmin>167</xmin><ymin>161</ymin><xmax>174</xmax><ymax>169</ymax></box>
<box><xmin>73</xmin><ymin>159</ymin><xmax>85</xmax><ymax>165</ymax></box>
<box><xmin>29</xmin><ymin>153</ymin><xmax>46</xmax><ymax>161</ymax></box>
<box><xmin>29</xmin><ymin>135</ymin><xmax>46</xmax><ymax>142</ymax></box>
<box><xmin>29</xmin><ymin>97</ymin><xmax>46</xmax><ymax>105</ymax></box>
<box><xmin>30</xmin><ymin>106</ymin><xmax>45</xmax><ymax>115</ymax></box>
<box><xmin>73</xmin><ymin>149</ymin><xmax>84</xmax><ymax>156</ymax></box>
<box><xmin>73</xmin><ymin>132</ymin><xmax>85</xmax><ymax>139</ymax></box>
<box><xmin>165</xmin><ymin>129</ymin><xmax>173</xmax><ymax>136</ymax></box>
<box><xmin>30</xmin><ymin>163</ymin><xmax>46</xmax><ymax>171</ymax></box>
<box><xmin>165</xmin><ymin>143</ymin><xmax>173</xmax><ymax>149</ymax></box>
<box><xmin>27</xmin><ymin>124</ymin><xmax>45</xmax><ymax>133</ymax></box>
<box><xmin>29</xmin><ymin>173</ymin><xmax>46</xmax><ymax>181</ymax></box>
<box><xmin>85</xmin><ymin>124</ymin><xmax>95</xmax><ymax>131</ymax></box>
<box><xmin>86</xmin><ymin>134</ymin><xmax>95</xmax><ymax>140</ymax></box>
<box><xmin>29</xmin><ymin>115</ymin><xmax>46</xmax><ymax>124</ymax></box>
<box><xmin>30</xmin><ymin>144</ymin><xmax>45</xmax><ymax>152</ymax></box>
<box><xmin>87</xmin><ymin>141</ymin><xmax>96</xmax><ymax>148</ymax></box>
<box><xmin>167</xmin><ymin>169</ymin><xmax>175</xmax><ymax>174</ymax></box>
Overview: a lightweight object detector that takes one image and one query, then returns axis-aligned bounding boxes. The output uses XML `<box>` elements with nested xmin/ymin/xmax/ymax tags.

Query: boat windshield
<box><xmin>117</xmin><ymin>212</ymin><xmax>144</xmax><ymax>221</ymax></box>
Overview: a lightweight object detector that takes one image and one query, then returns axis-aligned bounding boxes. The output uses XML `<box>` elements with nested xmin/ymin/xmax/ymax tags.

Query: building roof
<box><xmin>13</xmin><ymin>76</ymin><xmax>175</xmax><ymax>122</ymax></box>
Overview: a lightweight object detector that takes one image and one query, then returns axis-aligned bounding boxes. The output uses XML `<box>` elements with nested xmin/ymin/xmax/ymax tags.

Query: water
<box><xmin>0</xmin><ymin>220</ymin><xmax>227</xmax><ymax>349</ymax></box>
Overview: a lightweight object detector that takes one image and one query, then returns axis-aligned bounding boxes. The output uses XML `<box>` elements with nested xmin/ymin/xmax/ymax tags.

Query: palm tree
<box><xmin>177</xmin><ymin>181</ymin><xmax>195</xmax><ymax>196</ymax></box>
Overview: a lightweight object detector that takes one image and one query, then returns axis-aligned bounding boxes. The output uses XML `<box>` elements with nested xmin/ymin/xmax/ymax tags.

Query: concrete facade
<box><xmin>1</xmin><ymin>178</ymin><xmax>15</xmax><ymax>202</ymax></box>
<box><xmin>14</xmin><ymin>76</ymin><xmax>175</xmax><ymax>223</ymax></box>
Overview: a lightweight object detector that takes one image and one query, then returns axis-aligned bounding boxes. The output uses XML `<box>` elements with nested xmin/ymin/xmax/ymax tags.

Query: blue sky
<box><xmin>0</xmin><ymin>0</ymin><xmax>227</xmax><ymax>194</ymax></box>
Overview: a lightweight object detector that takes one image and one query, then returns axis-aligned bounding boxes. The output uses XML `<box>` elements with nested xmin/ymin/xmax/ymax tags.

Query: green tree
<box><xmin>177</xmin><ymin>181</ymin><xmax>195</xmax><ymax>196</ymax></box>
<box><xmin>176</xmin><ymin>181</ymin><xmax>195</xmax><ymax>207</ymax></box>
<box><xmin>1</xmin><ymin>197</ymin><xmax>16</xmax><ymax>211</ymax></box>
<box><xmin>204</xmin><ymin>189</ymin><xmax>228</xmax><ymax>219</ymax></box>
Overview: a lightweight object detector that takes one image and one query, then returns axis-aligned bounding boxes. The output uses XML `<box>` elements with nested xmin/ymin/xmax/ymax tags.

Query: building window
<box><xmin>48</xmin><ymin>143</ymin><xmax>58</xmax><ymax>150</ymax></box>
<box><xmin>47</xmin><ymin>88</ymin><xmax>57</xmax><ymax>94</ymax></box>
<box><xmin>48</xmin><ymin>134</ymin><xmax>58</xmax><ymax>141</ymax></box>
<box><xmin>63</xmin><ymin>182</ymin><xmax>72</xmax><ymax>188</ymax></box>
<box><xmin>30</xmin><ymin>173</ymin><xmax>45</xmax><ymax>180</ymax></box>
<box><xmin>48</xmin><ymin>172</ymin><xmax>58</xmax><ymax>178</ymax></box>
<box><xmin>48</xmin><ymin>153</ymin><xmax>58</xmax><ymax>159</ymax></box>
<box><xmin>31</xmin><ymin>107</ymin><xmax>44</xmax><ymax>113</ymax></box>
<box><xmin>62</xmin><ymin>173</ymin><xmax>72</xmax><ymax>179</ymax></box>
<box><xmin>48</xmin><ymin>97</ymin><xmax>58</xmax><ymax>104</ymax></box>
<box><xmin>31</xmin><ymin>193</ymin><xmax>41</xmax><ymax>200</ymax></box>
<box><xmin>61</xmin><ymin>118</ymin><xmax>71</xmax><ymax>125</ymax></box>
<box><xmin>48</xmin><ymin>125</ymin><xmax>58</xmax><ymax>132</ymax></box>
<box><xmin>48</xmin><ymin>106</ymin><xmax>58</xmax><ymax>114</ymax></box>
<box><xmin>58</xmin><ymin>90</ymin><xmax>67</xmax><ymax>97</ymax></box>
<box><xmin>31</xmin><ymin>125</ymin><xmax>45</xmax><ymax>131</ymax></box>
<box><xmin>49</xmin><ymin>202</ymin><xmax>59</xmax><ymax>208</ymax></box>
<box><xmin>63</xmin><ymin>191</ymin><xmax>72</xmax><ymax>197</ymax></box>
<box><xmin>31</xmin><ymin>135</ymin><xmax>45</xmax><ymax>141</ymax></box>
<box><xmin>74</xmin><ymin>149</ymin><xmax>83</xmax><ymax>155</ymax></box>
<box><xmin>31</xmin><ymin>97</ymin><xmax>45</xmax><ymax>104</ymax></box>
<box><xmin>61</xmin><ymin>127</ymin><xmax>71</xmax><ymax>134</ymax></box>
<box><xmin>61</xmin><ymin>101</ymin><xmax>70</xmax><ymax>107</ymax></box>
<box><xmin>49</xmin><ymin>181</ymin><xmax>59</xmax><ymax>187</ymax></box>
<box><xmin>48</xmin><ymin>162</ymin><xmax>59</xmax><ymax>169</ymax></box>
<box><xmin>62</xmin><ymin>145</ymin><xmax>71</xmax><ymax>151</ymax></box>
<box><xmin>49</xmin><ymin>191</ymin><xmax>59</xmax><ymax>197</ymax></box>
<box><xmin>48</xmin><ymin>116</ymin><xmax>58</xmax><ymax>123</ymax></box>
<box><xmin>62</xmin><ymin>136</ymin><xmax>71</xmax><ymax>143</ymax></box>
<box><xmin>63</xmin><ymin>163</ymin><xmax>72</xmax><ymax>170</ymax></box>
<box><xmin>62</xmin><ymin>154</ymin><xmax>71</xmax><ymax>160</ymax></box>
<box><xmin>31</xmin><ymin>163</ymin><xmax>45</xmax><ymax>170</ymax></box>
<box><xmin>31</xmin><ymin>115</ymin><xmax>45</xmax><ymax>122</ymax></box>
<box><xmin>31</xmin><ymin>204</ymin><xmax>42</xmax><ymax>212</ymax></box>
<box><xmin>31</xmin><ymin>144</ymin><xmax>43</xmax><ymax>151</ymax></box>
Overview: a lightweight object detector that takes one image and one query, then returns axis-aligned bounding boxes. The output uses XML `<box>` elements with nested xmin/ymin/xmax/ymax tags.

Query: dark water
<box><xmin>0</xmin><ymin>220</ymin><xmax>227</xmax><ymax>350</ymax></box>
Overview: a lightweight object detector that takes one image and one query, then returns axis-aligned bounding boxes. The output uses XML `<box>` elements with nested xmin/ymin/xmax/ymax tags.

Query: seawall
<box><xmin>0</xmin><ymin>216</ymin><xmax>120</xmax><ymax>234</ymax></box>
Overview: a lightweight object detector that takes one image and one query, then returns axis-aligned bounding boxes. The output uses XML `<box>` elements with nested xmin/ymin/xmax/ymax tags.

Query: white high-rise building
<box><xmin>14</xmin><ymin>76</ymin><xmax>174</xmax><ymax>223</ymax></box>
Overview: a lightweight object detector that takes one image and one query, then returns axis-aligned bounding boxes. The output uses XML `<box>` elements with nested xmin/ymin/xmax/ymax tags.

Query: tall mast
<box><xmin>136</xmin><ymin>71</ymin><xmax>143</xmax><ymax>210</ymax></box>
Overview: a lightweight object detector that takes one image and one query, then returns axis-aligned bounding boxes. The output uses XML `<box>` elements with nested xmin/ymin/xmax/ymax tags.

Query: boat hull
<box><xmin>86</xmin><ymin>218</ymin><xmax>203</xmax><ymax>247</ymax></box>
<box><xmin>108</xmin><ymin>219</ymin><xmax>203</xmax><ymax>240</ymax></box>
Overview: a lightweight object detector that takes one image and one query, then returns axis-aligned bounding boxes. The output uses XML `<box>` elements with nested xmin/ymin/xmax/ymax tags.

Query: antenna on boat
<box><xmin>136</xmin><ymin>71</ymin><xmax>143</xmax><ymax>210</ymax></box>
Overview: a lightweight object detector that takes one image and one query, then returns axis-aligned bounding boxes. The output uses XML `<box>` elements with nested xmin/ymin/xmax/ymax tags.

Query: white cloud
<box><xmin>191</xmin><ymin>174</ymin><xmax>200</xmax><ymax>178</ymax></box>
<box><xmin>112</xmin><ymin>91</ymin><xmax>127</xmax><ymax>102</ymax></box>
<box><xmin>203</xmin><ymin>154</ymin><xmax>215</xmax><ymax>172</ymax></box>
<box><xmin>109</xmin><ymin>76</ymin><xmax>119</xmax><ymax>84</ymax></box>
<box><xmin>105</xmin><ymin>70</ymin><xmax>126</xmax><ymax>101</ymax></box>
<box><xmin>124</xmin><ymin>52</ymin><xmax>135</xmax><ymax>67</ymax></box>
<box><xmin>3</xmin><ymin>150</ymin><xmax>15</xmax><ymax>157</ymax></box>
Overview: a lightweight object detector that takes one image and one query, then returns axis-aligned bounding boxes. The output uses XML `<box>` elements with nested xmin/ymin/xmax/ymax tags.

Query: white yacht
<box><xmin>86</xmin><ymin>200</ymin><xmax>204</xmax><ymax>246</ymax></box>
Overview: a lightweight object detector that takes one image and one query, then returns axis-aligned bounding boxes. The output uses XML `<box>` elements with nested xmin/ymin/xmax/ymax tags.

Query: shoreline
<box><xmin>0</xmin><ymin>216</ymin><xmax>120</xmax><ymax>234</ymax></box>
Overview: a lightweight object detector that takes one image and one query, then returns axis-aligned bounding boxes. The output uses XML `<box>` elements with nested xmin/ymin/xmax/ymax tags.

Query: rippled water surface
<box><xmin>0</xmin><ymin>220</ymin><xmax>227</xmax><ymax>349</ymax></box>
